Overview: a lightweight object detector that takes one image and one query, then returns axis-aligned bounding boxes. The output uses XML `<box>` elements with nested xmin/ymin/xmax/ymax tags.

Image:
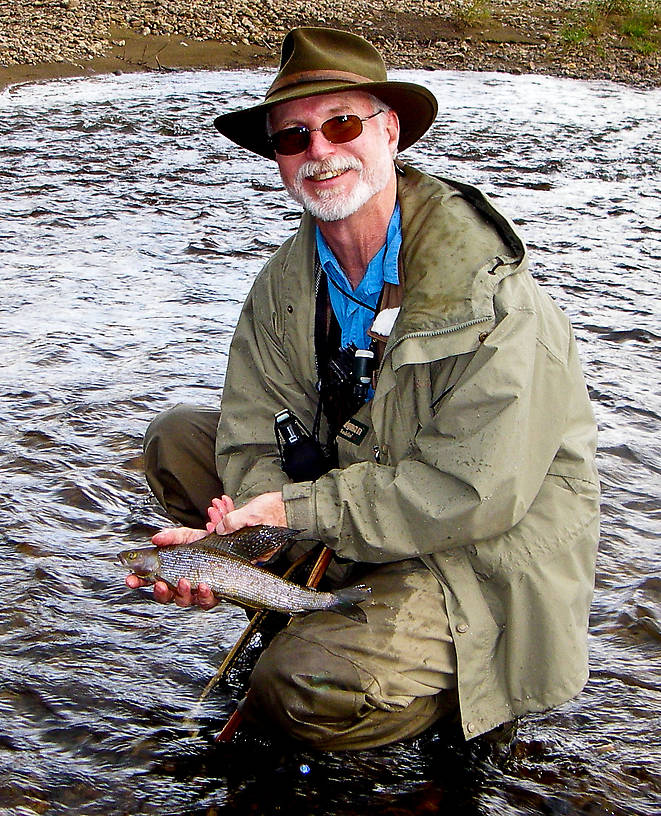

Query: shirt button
<box><xmin>466</xmin><ymin>722</ymin><xmax>476</xmax><ymax>733</ymax></box>
<box><xmin>456</xmin><ymin>623</ymin><xmax>469</xmax><ymax>633</ymax></box>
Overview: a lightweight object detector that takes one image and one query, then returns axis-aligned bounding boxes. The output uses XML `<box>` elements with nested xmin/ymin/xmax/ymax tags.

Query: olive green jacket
<box><xmin>216</xmin><ymin>164</ymin><xmax>600</xmax><ymax>739</ymax></box>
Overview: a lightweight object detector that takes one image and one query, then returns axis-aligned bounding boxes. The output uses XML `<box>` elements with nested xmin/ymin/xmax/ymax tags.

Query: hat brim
<box><xmin>214</xmin><ymin>81</ymin><xmax>438</xmax><ymax>159</ymax></box>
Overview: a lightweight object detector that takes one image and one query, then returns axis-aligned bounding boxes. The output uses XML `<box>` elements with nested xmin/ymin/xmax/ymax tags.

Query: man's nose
<box><xmin>305</xmin><ymin>128</ymin><xmax>336</xmax><ymax>160</ymax></box>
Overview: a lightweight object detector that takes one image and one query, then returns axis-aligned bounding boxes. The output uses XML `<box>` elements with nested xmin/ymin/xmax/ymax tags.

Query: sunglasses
<box><xmin>269</xmin><ymin>110</ymin><xmax>384</xmax><ymax>156</ymax></box>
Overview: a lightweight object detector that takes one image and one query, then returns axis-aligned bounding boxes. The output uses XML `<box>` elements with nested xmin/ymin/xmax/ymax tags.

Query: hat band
<box><xmin>266</xmin><ymin>69</ymin><xmax>378</xmax><ymax>99</ymax></box>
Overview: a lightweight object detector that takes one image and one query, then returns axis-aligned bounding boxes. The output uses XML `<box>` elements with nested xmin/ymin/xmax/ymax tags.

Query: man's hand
<box><xmin>124</xmin><ymin>525</ymin><xmax>218</xmax><ymax>609</ymax></box>
<box><xmin>208</xmin><ymin>492</ymin><xmax>288</xmax><ymax>564</ymax></box>
<box><xmin>211</xmin><ymin>491</ymin><xmax>286</xmax><ymax>532</ymax></box>
<box><xmin>206</xmin><ymin>494</ymin><xmax>236</xmax><ymax>533</ymax></box>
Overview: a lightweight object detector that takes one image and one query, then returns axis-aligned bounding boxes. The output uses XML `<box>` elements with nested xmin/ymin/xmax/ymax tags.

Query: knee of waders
<box><xmin>143</xmin><ymin>404</ymin><xmax>193</xmax><ymax>455</ymax></box>
<box><xmin>246</xmin><ymin>632</ymin><xmax>367</xmax><ymax>745</ymax></box>
<box><xmin>142</xmin><ymin>403</ymin><xmax>222</xmax><ymax>527</ymax></box>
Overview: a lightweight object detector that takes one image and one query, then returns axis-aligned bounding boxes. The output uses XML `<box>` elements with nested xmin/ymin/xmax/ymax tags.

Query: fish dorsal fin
<box><xmin>198</xmin><ymin>525</ymin><xmax>301</xmax><ymax>561</ymax></box>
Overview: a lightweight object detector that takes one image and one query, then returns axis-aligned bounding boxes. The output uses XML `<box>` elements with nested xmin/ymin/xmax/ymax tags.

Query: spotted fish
<box><xmin>119</xmin><ymin>526</ymin><xmax>370</xmax><ymax>622</ymax></box>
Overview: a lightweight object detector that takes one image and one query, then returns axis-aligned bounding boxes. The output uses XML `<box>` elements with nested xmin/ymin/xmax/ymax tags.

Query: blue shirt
<box><xmin>316</xmin><ymin>202</ymin><xmax>401</xmax><ymax>350</ymax></box>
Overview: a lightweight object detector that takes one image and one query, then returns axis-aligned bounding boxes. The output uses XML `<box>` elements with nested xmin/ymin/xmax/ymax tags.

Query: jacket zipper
<box><xmin>389</xmin><ymin>315</ymin><xmax>492</xmax><ymax>351</ymax></box>
<box><xmin>378</xmin><ymin>315</ymin><xmax>492</xmax><ymax>376</ymax></box>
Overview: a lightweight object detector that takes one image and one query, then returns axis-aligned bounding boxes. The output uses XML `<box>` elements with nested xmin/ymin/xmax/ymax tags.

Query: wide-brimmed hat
<box><xmin>214</xmin><ymin>27</ymin><xmax>438</xmax><ymax>160</ymax></box>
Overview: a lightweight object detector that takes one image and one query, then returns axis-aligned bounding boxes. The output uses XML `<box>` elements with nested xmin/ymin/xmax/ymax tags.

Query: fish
<box><xmin>119</xmin><ymin>526</ymin><xmax>371</xmax><ymax>623</ymax></box>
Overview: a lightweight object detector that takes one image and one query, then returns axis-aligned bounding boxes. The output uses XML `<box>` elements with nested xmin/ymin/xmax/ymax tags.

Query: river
<box><xmin>0</xmin><ymin>68</ymin><xmax>659</xmax><ymax>816</ymax></box>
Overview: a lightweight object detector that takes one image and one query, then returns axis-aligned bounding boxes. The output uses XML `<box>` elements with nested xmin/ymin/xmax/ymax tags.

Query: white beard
<box><xmin>284</xmin><ymin>154</ymin><xmax>392</xmax><ymax>222</ymax></box>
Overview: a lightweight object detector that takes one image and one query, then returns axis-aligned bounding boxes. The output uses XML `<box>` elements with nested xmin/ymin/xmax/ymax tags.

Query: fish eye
<box><xmin>127</xmin><ymin>551</ymin><xmax>138</xmax><ymax>561</ymax></box>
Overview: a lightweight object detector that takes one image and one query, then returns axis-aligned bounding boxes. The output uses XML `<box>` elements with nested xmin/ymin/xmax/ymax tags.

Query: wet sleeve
<box><xmin>283</xmin><ymin>302</ymin><xmax>581</xmax><ymax>561</ymax></box>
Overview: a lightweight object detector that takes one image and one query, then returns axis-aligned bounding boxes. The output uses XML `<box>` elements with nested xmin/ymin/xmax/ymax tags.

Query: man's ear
<box><xmin>385</xmin><ymin>109</ymin><xmax>400</xmax><ymax>158</ymax></box>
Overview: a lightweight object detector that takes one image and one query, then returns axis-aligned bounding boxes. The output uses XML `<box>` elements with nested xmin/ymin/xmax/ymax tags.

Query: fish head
<box><xmin>118</xmin><ymin>546</ymin><xmax>160</xmax><ymax>578</ymax></box>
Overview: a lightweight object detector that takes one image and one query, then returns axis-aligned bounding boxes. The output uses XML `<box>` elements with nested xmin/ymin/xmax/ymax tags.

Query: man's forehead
<box><xmin>269</xmin><ymin>90</ymin><xmax>375</xmax><ymax>127</ymax></box>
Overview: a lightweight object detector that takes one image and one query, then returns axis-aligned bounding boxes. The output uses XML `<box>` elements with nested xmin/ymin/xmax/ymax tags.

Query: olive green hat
<box><xmin>214</xmin><ymin>27</ymin><xmax>438</xmax><ymax>159</ymax></box>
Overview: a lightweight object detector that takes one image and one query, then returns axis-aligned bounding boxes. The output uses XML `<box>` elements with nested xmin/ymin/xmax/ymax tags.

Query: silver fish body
<box><xmin>119</xmin><ymin>529</ymin><xmax>370</xmax><ymax>622</ymax></box>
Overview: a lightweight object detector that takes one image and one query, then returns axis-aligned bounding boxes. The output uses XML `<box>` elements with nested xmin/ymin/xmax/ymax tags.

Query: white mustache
<box><xmin>295</xmin><ymin>156</ymin><xmax>363</xmax><ymax>186</ymax></box>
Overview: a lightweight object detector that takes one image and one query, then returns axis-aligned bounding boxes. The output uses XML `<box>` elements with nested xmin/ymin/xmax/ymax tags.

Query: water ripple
<box><xmin>0</xmin><ymin>68</ymin><xmax>659</xmax><ymax>816</ymax></box>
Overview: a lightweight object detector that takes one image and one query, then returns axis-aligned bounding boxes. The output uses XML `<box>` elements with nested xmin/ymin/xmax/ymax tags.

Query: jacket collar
<box><xmin>392</xmin><ymin>163</ymin><xmax>527</xmax><ymax>345</ymax></box>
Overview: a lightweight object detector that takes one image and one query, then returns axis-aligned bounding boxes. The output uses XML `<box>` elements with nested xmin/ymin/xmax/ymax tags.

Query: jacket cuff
<box><xmin>282</xmin><ymin>480</ymin><xmax>317</xmax><ymax>538</ymax></box>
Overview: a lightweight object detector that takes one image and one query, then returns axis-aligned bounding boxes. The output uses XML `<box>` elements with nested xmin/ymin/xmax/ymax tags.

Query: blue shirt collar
<box><xmin>316</xmin><ymin>201</ymin><xmax>401</xmax><ymax>291</ymax></box>
<box><xmin>315</xmin><ymin>202</ymin><xmax>402</xmax><ymax>349</ymax></box>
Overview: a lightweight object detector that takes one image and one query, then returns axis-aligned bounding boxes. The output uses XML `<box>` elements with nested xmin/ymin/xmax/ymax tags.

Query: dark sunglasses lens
<box><xmin>321</xmin><ymin>115</ymin><xmax>363</xmax><ymax>144</ymax></box>
<box><xmin>272</xmin><ymin>114</ymin><xmax>365</xmax><ymax>155</ymax></box>
<box><xmin>272</xmin><ymin>127</ymin><xmax>310</xmax><ymax>156</ymax></box>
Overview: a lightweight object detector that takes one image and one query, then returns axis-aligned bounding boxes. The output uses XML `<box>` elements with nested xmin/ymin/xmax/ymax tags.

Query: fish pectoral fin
<box><xmin>155</xmin><ymin>577</ymin><xmax>180</xmax><ymax>593</ymax></box>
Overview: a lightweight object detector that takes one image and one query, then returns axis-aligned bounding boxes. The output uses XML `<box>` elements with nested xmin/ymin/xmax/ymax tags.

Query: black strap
<box><xmin>326</xmin><ymin>273</ymin><xmax>379</xmax><ymax>315</ymax></box>
<box><xmin>313</xmin><ymin>259</ymin><xmax>340</xmax><ymax>449</ymax></box>
<box><xmin>313</xmin><ymin>256</ymin><xmax>383</xmax><ymax>447</ymax></box>
<box><xmin>314</xmin><ymin>262</ymin><xmax>342</xmax><ymax>380</ymax></box>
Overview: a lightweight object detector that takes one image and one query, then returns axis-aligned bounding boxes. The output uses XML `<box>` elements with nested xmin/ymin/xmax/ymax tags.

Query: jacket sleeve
<box><xmin>215</xmin><ymin>265</ymin><xmax>318</xmax><ymax>504</ymax></box>
<box><xmin>283</xmin><ymin>287</ymin><xmax>589</xmax><ymax>562</ymax></box>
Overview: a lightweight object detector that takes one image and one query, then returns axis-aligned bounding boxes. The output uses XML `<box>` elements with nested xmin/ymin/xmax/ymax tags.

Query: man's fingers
<box><xmin>207</xmin><ymin>503</ymin><xmax>224</xmax><ymax>528</ymax></box>
<box><xmin>221</xmin><ymin>492</ymin><xmax>286</xmax><ymax>530</ymax></box>
<box><xmin>125</xmin><ymin>574</ymin><xmax>147</xmax><ymax>590</ymax></box>
<box><xmin>207</xmin><ymin>495</ymin><xmax>237</xmax><ymax>534</ymax></box>
<box><xmin>211</xmin><ymin>495</ymin><xmax>235</xmax><ymax>514</ymax></box>
<box><xmin>172</xmin><ymin>578</ymin><xmax>193</xmax><ymax>607</ymax></box>
<box><xmin>195</xmin><ymin>582</ymin><xmax>218</xmax><ymax>610</ymax></box>
<box><xmin>125</xmin><ymin>570</ymin><xmax>216</xmax><ymax>610</ymax></box>
<box><xmin>152</xmin><ymin>527</ymin><xmax>207</xmax><ymax>547</ymax></box>
<box><xmin>152</xmin><ymin>529</ymin><xmax>178</xmax><ymax>547</ymax></box>
<box><xmin>153</xmin><ymin>580</ymin><xmax>176</xmax><ymax>604</ymax></box>
<box><xmin>125</xmin><ymin>574</ymin><xmax>172</xmax><ymax>599</ymax></box>
<box><xmin>171</xmin><ymin>579</ymin><xmax>217</xmax><ymax>609</ymax></box>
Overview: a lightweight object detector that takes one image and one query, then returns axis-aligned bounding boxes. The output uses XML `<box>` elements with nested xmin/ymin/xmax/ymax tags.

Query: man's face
<box><xmin>268</xmin><ymin>91</ymin><xmax>400</xmax><ymax>223</ymax></box>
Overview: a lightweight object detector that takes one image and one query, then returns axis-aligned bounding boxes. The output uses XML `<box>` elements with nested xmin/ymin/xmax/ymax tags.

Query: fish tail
<box><xmin>329</xmin><ymin>585</ymin><xmax>371</xmax><ymax>623</ymax></box>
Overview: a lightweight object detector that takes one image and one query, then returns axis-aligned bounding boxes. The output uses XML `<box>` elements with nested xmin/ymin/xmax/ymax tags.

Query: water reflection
<box><xmin>1</xmin><ymin>69</ymin><xmax>659</xmax><ymax>815</ymax></box>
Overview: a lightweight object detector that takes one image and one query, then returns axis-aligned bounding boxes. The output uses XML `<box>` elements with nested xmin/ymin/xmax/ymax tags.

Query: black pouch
<box><xmin>274</xmin><ymin>409</ymin><xmax>335</xmax><ymax>482</ymax></box>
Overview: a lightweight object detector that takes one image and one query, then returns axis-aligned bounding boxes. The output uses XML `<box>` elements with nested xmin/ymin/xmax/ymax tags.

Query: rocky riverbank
<box><xmin>0</xmin><ymin>0</ymin><xmax>659</xmax><ymax>90</ymax></box>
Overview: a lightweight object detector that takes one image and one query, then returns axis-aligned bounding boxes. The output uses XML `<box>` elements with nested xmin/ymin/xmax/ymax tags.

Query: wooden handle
<box><xmin>215</xmin><ymin>704</ymin><xmax>245</xmax><ymax>743</ymax></box>
<box><xmin>305</xmin><ymin>546</ymin><xmax>334</xmax><ymax>589</ymax></box>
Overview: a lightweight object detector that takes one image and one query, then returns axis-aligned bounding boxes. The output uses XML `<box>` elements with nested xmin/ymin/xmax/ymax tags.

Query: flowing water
<box><xmin>0</xmin><ymin>68</ymin><xmax>659</xmax><ymax>815</ymax></box>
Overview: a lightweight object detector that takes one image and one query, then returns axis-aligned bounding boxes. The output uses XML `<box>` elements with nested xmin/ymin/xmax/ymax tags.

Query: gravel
<box><xmin>0</xmin><ymin>0</ymin><xmax>658</xmax><ymax>87</ymax></box>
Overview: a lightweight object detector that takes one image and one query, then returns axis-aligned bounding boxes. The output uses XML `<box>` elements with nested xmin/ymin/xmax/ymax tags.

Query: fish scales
<box><xmin>157</xmin><ymin>544</ymin><xmax>332</xmax><ymax>614</ymax></box>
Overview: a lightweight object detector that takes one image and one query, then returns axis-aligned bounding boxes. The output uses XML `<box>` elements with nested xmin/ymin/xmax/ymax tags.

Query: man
<box><xmin>127</xmin><ymin>27</ymin><xmax>600</xmax><ymax>750</ymax></box>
